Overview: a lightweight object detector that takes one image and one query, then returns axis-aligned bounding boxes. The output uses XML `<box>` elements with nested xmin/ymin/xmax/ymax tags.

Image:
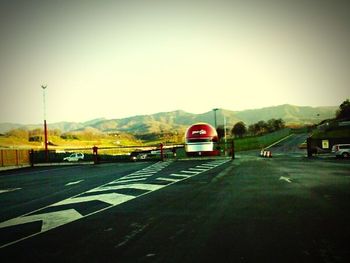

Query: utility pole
<box><xmin>213</xmin><ymin>108</ymin><xmax>219</xmax><ymax>129</ymax></box>
<box><xmin>41</xmin><ymin>85</ymin><xmax>48</xmax><ymax>162</ymax></box>
<box><xmin>224</xmin><ymin>115</ymin><xmax>227</xmax><ymax>155</ymax></box>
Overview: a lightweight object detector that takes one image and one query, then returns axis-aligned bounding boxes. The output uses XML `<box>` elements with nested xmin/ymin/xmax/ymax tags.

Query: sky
<box><xmin>0</xmin><ymin>0</ymin><xmax>349</xmax><ymax>124</ymax></box>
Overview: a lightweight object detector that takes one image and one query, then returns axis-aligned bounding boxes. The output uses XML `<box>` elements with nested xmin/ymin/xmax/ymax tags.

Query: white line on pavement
<box><xmin>124</xmin><ymin>174</ymin><xmax>154</xmax><ymax>179</ymax></box>
<box><xmin>170</xmin><ymin>173</ymin><xmax>191</xmax><ymax>178</ymax></box>
<box><xmin>279</xmin><ymin>176</ymin><xmax>292</xmax><ymax>183</ymax></box>
<box><xmin>65</xmin><ymin>180</ymin><xmax>84</xmax><ymax>186</ymax></box>
<box><xmin>0</xmin><ymin>188</ymin><xmax>22</xmax><ymax>194</ymax></box>
<box><xmin>111</xmin><ymin>178</ymin><xmax>147</xmax><ymax>184</ymax></box>
<box><xmin>156</xmin><ymin>177</ymin><xmax>178</xmax><ymax>182</ymax></box>
<box><xmin>189</xmin><ymin>167</ymin><xmax>208</xmax><ymax>172</ymax></box>
<box><xmin>265</xmin><ymin>134</ymin><xmax>294</xmax><ymax>149</ymax></box>
<box><xmin>181</xmin><ymin>170</ymin><xmax>199</xmax><ymax>174</ymax></box>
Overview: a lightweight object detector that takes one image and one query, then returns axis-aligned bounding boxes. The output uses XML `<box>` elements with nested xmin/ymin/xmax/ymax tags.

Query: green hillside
<box><xmin>0</xmin><ymin>104</ymin><xmax>337</xmax><ymax>135</ymax></box>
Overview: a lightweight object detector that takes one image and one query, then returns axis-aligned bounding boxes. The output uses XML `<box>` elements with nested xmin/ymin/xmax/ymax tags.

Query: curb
<box><xmin>0</xmin><ymin>165</ymin><xmax>31</xmax><ymax>172</ymax></box>
<box><xmin>34</xmin><ymin>161</ymin><xmax>94</xmax><ymax>167</ymax></box>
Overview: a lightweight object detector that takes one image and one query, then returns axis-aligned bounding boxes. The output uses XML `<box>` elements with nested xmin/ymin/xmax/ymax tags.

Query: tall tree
<box><xmin>267</xmin><ymin>119</ymin><xmax>277</xmax><ymax>132</ymax></box>
<box><xmin>267</xmin><ymin>118</ymin><xmax>285</xmax><ymax>131</ymax></box>
<box><xmin>256</xmin><ymin>121</ymin><xmax>268</xmax><ymax>135</ymax></box>
<box><xmin>336</xmin><ymin>99</ymin><xmax>350</xmax><ymax>120</ymax></box>
<box><xmin>232</xmin><ymin>122</ymin><xmax>247</xmax><ymax>138</ymax></box>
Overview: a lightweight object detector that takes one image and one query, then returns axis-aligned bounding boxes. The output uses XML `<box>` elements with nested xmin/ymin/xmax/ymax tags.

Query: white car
<box><xmin>63</xmin><ymin>153</ymin><xmax>84</xmax><ymax>162</ymax></box>
<box><xmin>331</xmin><ymin>144</ymin><xmax>350</xmax><ymax>158</ymax></box>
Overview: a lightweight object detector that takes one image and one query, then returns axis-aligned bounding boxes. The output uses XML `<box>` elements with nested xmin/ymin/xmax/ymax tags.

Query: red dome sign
<box><xmin>185</xmin><ymin>123</ymin><xmax>218</xmax><ymax>141</ymax></box>
<box><xmin>185</xmin><ymin>123</ymin><xmax>219</xmax><ymax>156</ymax></box>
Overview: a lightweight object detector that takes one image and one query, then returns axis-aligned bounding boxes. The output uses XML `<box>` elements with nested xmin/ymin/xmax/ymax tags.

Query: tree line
<box><xmin>336</xmin><ymin>99</ymin><xmax>350</xmax><ymax>120</ymax></box>
<box><xmin>217</xmin><ymin>118</ymin><xmax>286</xmax><ymax>139</ymax></box>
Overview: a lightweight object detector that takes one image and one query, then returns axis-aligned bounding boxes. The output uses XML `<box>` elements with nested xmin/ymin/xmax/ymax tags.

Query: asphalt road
<box><xmin>0</xmin><ymin>134</ymin><xmax>350</xmax><ymax>263</ymax></box>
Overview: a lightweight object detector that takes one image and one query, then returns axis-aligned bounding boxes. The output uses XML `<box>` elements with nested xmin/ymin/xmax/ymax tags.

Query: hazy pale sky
<box><xmin>0</xmin><ymin>0</ymin><xmax>349</xmax><ymax>124</ymax></box>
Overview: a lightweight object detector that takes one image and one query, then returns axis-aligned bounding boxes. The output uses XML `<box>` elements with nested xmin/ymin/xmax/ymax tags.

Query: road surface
<box><xmin>0</xmin><ymin>134</ymin><xmax>349</xmax><ymax>262</ymax></box>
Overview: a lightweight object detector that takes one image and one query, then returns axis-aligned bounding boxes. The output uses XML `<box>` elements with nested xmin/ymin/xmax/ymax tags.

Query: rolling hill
<box><xmin>0</xmin><ymin>104</ymin><xmax>337</xmax><ymax>134</ymax></box>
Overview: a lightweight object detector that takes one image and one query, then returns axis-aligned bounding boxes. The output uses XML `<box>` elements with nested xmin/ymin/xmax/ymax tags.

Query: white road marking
<box><xmin>156</xmin><ymin>177</ymin><xmax>178</xmax><ymax>182</ymax></box>
<box><xmin>117</xmin><ymin>183</ymin><xmax>164</xmax><ymax>191</ymax></box>
<box><xmin>181</xmin><ymin>170</ymin><xmax>199</xmax><ymax>174</ymax></box>
<box><xmin>129</xmin><ymin>172</ymin><xmax>156</xmax><ymax>176</ymax></box>
<box><xmin>0</xmin><ymin>209</ymin><xmax>83</xmax><ymax>232</ymax></box>
<box><xmin>279</xmin><ymin>176</ymin><xmax>292</xmax><ymax>183</ymax></box>
<box><xmin>114</xmin><ymin>178</ymin><xmax>147</xmax><ymax>184</ymax></box>
<box><xmin>88</xmin><ymin>183</ymin><xmax>163</xmax><ymax>192</ymax></box>
<box><xmin>65</xmin><ymin>180</ymin><xmax>84</xmax><ymax>186</ymax></box>
<box><xmin>51</xmin><ymin>193</ymin><xmax>135</xmax><ymax>206</ymax></box>
<box><xmin>265</xmin><ymin>134</ymin><xmax>294</xmax><ymax>149</ymax></box>
<box><xmin>0</xmin><ymin>159</ymin><xmax>230</xmax><ymax>248</ymax></box>
<box><xmin>125</xmin><ymin>174</ymin><xmax>154</xmax><ymax>179</ymax></box>
<box><xmin>170</xmin><ymin>173</ymin><xmax>191</xmax><ymax>178</ymax></box>
<box><xmin>195</xmin><ymin>165</ymin><xmax>212</xmax><ymax>169</ymax></box>
<box><xmin>0</xmin><ymin>188</ymin><xmax>22</xmax><ymax>194</ymax></box>
<box><xmin>189</xmin><ymin>167</ymin><xmax>208</xmax><ymax>172</ymax></box>
<box><xmin>197</xmin><ymin>164</ymin><xmax>216</xmax><ymax>168</ymax></box>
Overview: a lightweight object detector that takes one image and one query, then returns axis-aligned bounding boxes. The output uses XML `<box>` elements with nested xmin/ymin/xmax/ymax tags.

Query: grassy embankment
<box><xmin>230</xmin><ymin>128</ymin><xmax>292</xmax><ymax>152</ymax></box>
<box><xmin>1</xmin><ymin>128</ymin><xmax>292</xmax><ymax>158</ymax></box>
<box><xmin>174</xmin><ymin>128</ymin><xmax>292</xmax><ymax>158</ymax></box>
<box><xmin>0</xmin><ymin>133</ymin><xmax>141</xmax><ymax>151</ymax></box>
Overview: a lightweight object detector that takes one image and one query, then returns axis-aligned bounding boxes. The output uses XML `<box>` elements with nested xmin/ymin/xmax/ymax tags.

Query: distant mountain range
<box><xmin>0</xmin><ymin>104</ymin><xmax>337</xmax><ymax>134</ymax></box>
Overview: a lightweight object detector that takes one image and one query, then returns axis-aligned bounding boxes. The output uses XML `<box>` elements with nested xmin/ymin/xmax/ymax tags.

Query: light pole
<box><xmin>213</xmin><ymin>108</ymin><xmax>219</xmax><ymax>129</ymax></box>
<box><xmin>41</xmin><ymin>85</ymin><xmax>48</xmax><ymax>162</ymax></box>
<box><xmin>224</xmin><ymin>115</ymin><xmax>227</xmax><ymax>155</ymax></box>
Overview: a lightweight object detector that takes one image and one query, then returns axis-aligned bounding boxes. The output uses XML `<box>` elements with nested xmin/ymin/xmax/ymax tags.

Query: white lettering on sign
<box><xmin>192</xmin><ymin>129</ymin><xmax>206</xmax><ymax>135</ymax></box>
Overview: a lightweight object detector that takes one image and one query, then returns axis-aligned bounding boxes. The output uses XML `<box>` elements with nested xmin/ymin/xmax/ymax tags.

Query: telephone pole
<box><xmin>213</xmin><ymin>108</ymin><xmax>219</xmax><ymax>129</ymax></box>
<box><xmin>41</xmin><ymin>85</ymin><xmax>48</xmax><ymax>162</ymax></box>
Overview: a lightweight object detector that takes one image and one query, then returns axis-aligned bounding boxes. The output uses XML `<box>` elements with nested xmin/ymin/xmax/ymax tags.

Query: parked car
<box><xmin>130</xmin><ymin>153</ymin><xmax>148</xmax><ymax>161</ymax></box>
<box><xmin>63</xmin><ymin>153</ymin><xmax>84</xmax><ymax>162</ymax></box>
<box><xmin>331</xmin><ymin>144</ymin><xmax>350</xmax><ymax>158</ymax></box>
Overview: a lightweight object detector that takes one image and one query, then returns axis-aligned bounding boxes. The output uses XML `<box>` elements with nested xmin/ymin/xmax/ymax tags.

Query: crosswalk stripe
<box><xmin>170</xmin><ymin>173</ymin><xmax>191</xmax><ymax>178</ymax></box>
<box><xmin>51</xmin><ymin>193</ymin><xmax>135</xmax><ymax>206</ymax></box>
<box><xmin>124</xmin><ymin>174</ymin><xmax>153</xmax><ymax>179</ymax></box>
<box><xmin>115</xmin><ymin>178</ymin><xmax>147</xmax><ymax>184</ymax></box>
<box><xmin>189</xmin><ymin>168</ymin><xmax>208</xmax><ymax>172</ymax></box>
<box><xmin>156</xmin><ymin>177</ymin><xmax>178</xmax><ymax>182</ymax></box>
<box><xmin>181</xmin><ymin>170</ymin><xmax>199</xmax><ymax>174</ymax></box>
<box><xmin>91</xmin><ymin>183</ymin><xmax>164</xmax><ymax>192</ymax></box>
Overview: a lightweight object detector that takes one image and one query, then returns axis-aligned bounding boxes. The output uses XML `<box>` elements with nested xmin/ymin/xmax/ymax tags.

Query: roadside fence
<box><xmin>29</xmin><ymin>144</ymin><xmax>184</xmax><ymax>165</ymax></box>
<box><xmin>0</xmin><ymin>149</ymin><xmax>30</xmax><ymax>167</ymax></box>
<box><xmin>1</xmin><ymin>141</ymin><xmax>235</xmax><ymax>168</ymax></box>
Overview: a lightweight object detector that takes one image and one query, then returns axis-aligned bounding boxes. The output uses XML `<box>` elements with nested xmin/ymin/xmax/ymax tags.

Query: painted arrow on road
<box><xmin>279</xmin><ymin>176</ymin><xmax>292</xmax><ymax>183</ymax></box>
